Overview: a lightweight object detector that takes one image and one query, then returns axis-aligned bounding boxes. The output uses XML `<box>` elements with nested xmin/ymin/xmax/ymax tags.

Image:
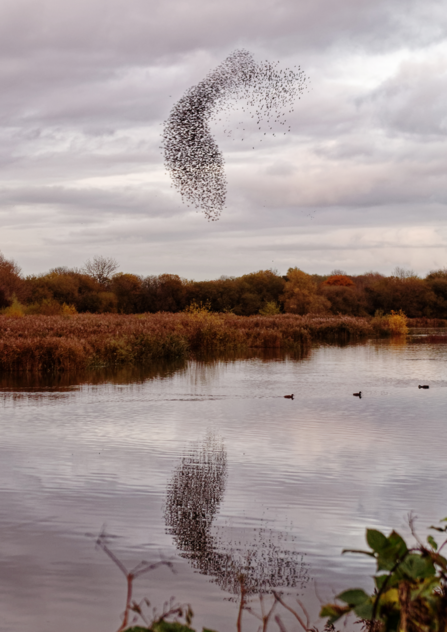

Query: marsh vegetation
<box><xmin>0</xmin><ymin>311</ymin><xmax>407</xmax><ymax>373</ymax></box>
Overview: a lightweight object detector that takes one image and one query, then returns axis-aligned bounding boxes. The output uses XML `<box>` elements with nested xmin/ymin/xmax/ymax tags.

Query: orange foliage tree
<box><xmin>281</xmin><ymin>268</ymin><xmax>330</xmax><ymax>315</ymax></box>
<box><xmin>322</xmin><ymin>274</ymin><xmax>355</xmax><ymax>287</ymax></box>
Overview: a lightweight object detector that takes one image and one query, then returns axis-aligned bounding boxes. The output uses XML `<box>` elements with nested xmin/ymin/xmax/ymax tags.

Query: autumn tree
<box><xmin>281</xmin><ymin>268</ymin><xmax>330</xmax><ymax>315</ymax></box>
<box><xmin>111</xmin><ymin>273</ymin><xmax>143</xmax><ymax>313</ymax></box>
<box><xmin>319</xmin><ymin>274</ymin><xmax>366</xmax><ymax>315</ymax></box>
<box><xmin>139</xmin><ymin>274</ymin><xmax>188</xmax><ymax>312</ymax></box>
<box><xmin>322</xmin><ymin>274</ymin><xmax>355</xmax><ymax>287</ymax></box>
<box><xmin>425</xmin><ymin>269</ymin><xmax>447</xmax><ymax>318</ymax></box>
<box><xmin>0</xmin><ymin>251</ymin><xmax>26</xmax><ymax>303</ymax></box>
<box><xmin>365</xmin><ymin>275</ymin><xmax>436</xmax><ymax>317</ymax></box>
<box><xmin>320</xmin><ymin>286</ymin><xmax>367</xmax><ymax>315</ymax></box>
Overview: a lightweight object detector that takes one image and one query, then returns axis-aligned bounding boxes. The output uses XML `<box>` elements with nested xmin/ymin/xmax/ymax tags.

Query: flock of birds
<box><xmin>162</xmin><ymin>49</ymin><xmax>307</xmax><ymax>221</ymax></box>
<box><xmin>284</xmin><ymin>386</ymin><xmax>430</xmax><ymax>400</ymax></box>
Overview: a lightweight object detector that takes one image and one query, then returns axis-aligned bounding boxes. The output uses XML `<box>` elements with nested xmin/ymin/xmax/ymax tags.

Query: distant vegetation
<box><xmin>0</xmin><ymin>311</ymin><xmax>394</xmax><ymax>374</ymax></box>
<box><xmin>1</xmin><ymin>252</ymin><xmax>447</xmax><ymax>319</ymax></box>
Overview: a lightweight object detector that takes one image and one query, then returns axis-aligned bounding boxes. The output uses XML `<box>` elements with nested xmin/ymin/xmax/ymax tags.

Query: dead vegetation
<box><xmin>0</xmin><ymin>312</ymin><xmax>396</xmax><ymax>374</ymax></box>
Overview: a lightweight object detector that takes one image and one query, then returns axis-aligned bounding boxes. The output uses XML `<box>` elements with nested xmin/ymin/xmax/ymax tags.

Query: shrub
<box><xmin>321</xmin><ymin>517</ymin><xmax>447</xmax><ymax>632</ymax></box>
<box><xmin>387</xmin><ymin>310</ymin><xmax>409</xmax><ymax>335</ymax></box>
<box><xmin>259</xmin><ymin>301</ymin><xmax>281</xmax><ymax>315</ymax></box>
<box><xmin>61</xmin><ymin>303</ymin><xmax>77</xmax><ymax>316</ymax></box>
<box><xmin>25</xmin><ymin>298</ymin><xmax>62</xmax><ymax>316</ymax></box>
<box><xmin>2</xmin><ymin>296</ymin><xmax>25</xmax><ymax>318</ymax></box>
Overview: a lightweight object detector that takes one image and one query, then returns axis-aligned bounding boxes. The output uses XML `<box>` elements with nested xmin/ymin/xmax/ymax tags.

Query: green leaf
<box><xmin>414</xmin><ymin>576</ymin><xmax>442</xmax><ymax>600</ymax></box>
<box><xmin>366</xmin><ymin>529</ymin><xmax>388</xmax><ymax>553</ymax></box>
<box><xmin>124</xmin><ymin>628</ymin><xmax>150</xmax><ymax>632</ymax></box>
<box><xmin>353</xmin><ymin>601</ymin><xmax>374</xmax><ymax>620</ymax></box>
<box><xmin>429</xmin><ymin>526</ymin><xmax>445</xmax><ymax>532</ymax></box>
<box><xmin>400</xmin><ymin>554</ymin><xmax>435</xmax><ymax>579</ymax></box>
<box><xmin>376</xmin><ymin>531</ymin><xmax>408</xmax><ymax>571</ymax></box>
<box><xmin>320</xmin><ymin>604</ymin><xmax>350</xmax><ymax>622</ymax></box>
<box><xmin>337</xmin><ymin>589</ymin><xmax>370</xmax><ymax>606</ymax></box>
<box><xmin>377</xmin><ymin>553</ymin><xmax>399</xmax><ymax>572</ymax></box>
<box><xmin>434</xmin><ymin>553</ymin><xmax>447</xmax><ymax>569</ymax></box>
<box><xmin>202</xmin><ymin>629</ymin><xmax>219</xmax><ymax>632</ymax></box>
<box><xmin>427</xmin><ymin>535</ymin><xmax>438</xmax><ymax>550</ymax></box>
<box><xmin>387</xmin><ymin>531</ymin><xmax>408</xmax><ymax>556</ymax></box>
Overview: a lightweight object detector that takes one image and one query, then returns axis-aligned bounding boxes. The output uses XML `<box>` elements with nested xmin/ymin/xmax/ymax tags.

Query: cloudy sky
<box><xmin>1</xmin><ymin>0</ymin><xmax>446</xmax><ymax>279</ymax></box>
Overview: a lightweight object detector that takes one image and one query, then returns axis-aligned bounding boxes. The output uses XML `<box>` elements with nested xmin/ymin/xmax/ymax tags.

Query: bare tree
<box><xmin>330</xmin><ymin>269</ymin><xmax>347</xmax><ymax>276</ymax></box>
<box><xmin>393</xmin><ymin>266</ymin><xmax>417</xmax><ymax>280</ymax></box>
<box><xmin>83</xmin><ymin>255</ymin><xmax>119</xmax><ymax>285</ymax></box>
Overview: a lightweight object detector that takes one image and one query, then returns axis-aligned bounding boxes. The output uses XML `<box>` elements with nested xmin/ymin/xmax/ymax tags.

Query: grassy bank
<box><xmin>0</xmin><ymin>312</ymin><xmax>394</xmax><ymax>373</ymax></box>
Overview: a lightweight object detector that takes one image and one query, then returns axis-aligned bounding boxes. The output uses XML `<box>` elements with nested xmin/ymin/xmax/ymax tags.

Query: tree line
<box><xmin>1</xmin><ymin>252</ymin><xmax>447</xmax><ymax>318</ymax></box>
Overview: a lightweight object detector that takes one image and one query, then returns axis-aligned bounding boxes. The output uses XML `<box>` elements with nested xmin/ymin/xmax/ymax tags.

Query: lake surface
<box><xmin>1</xmin><ymin>333</ymin><xmax>447</xmax><ymax>632</ymax></box>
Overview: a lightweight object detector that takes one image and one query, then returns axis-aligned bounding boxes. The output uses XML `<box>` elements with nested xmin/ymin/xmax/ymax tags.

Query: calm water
<box><xmin>1</xmin><ymin>334</ymin><xmax>447</xmax><ymax>632</ymax></box>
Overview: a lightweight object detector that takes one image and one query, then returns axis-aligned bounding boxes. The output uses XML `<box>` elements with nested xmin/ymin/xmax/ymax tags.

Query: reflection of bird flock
<box><xmin>162</xmin><ymin>50</ymin><xmax>307</xmax><ymax>221</ymax></box>
<box><xmin>165</xmin><ymin>433</ymin><xmax>309</xmax><ymax>596</ymax></box>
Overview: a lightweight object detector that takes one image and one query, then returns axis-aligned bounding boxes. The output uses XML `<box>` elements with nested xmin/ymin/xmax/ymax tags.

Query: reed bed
<box><xmin>407</xmin><ymin>317</ymin><xmax>447</xmax><ymax>328</ymax></box>
<box><xmin>0</xmin><ymin>312</ymin><xmax>390</xmax><ymax>373</ymax></box>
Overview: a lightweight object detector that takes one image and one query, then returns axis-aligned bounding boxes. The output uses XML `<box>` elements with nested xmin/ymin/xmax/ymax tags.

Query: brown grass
<box><xmin>407</xmin><ymin>317</ymin><xmax>447</xmax><ymax>328</ymax></box>
<box><xmin>0</xmin><ymin>312</ymin><xmax>389</xmax><ymax>374</ymax></box>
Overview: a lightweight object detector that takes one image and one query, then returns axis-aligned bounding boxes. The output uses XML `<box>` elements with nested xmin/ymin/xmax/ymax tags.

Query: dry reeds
<box><xmin>407</xmin><ymin>317</ymin><xmax>447</xmax><ymax>328</ymax></box>
<box><xmin>0</xmin><ymin>313</ymin><xmax>389</xmax><ymax>374</ymax></box>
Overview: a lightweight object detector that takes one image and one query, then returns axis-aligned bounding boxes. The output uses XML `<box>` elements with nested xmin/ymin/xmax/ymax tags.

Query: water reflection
<box><xmin>0</xmin><ymin>359</ymin><xmax>188</xmax><ymax>391</ymax></box>
<box><xmin>0</xmin><ymin>348</ymin><xmax>311</xmax><ymax>393</ymax></box>
<box><xmin>165</xmin><ymin>433</ymin><xmax>309</xmax><ymax>596</ymax></box>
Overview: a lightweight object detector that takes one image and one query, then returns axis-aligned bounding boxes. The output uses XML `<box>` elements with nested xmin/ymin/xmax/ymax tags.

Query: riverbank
<box><xmin>0</xmin><ymin>312</ymin><xmax>396</xmax><ymax>373</ymax></box>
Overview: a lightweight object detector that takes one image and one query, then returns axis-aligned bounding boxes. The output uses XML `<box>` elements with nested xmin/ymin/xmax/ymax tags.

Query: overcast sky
<box><xmin>0</xmin><ymin>0</ymin><xmax>446</xmax><ymax>279</ymax></box>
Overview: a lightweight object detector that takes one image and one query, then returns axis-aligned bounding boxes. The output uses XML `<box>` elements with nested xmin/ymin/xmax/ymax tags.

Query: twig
<box><xmin>237</xmin><ymin>577</ymin><xmax>247</xmax><ymax>632</ymax></box>
<box><xmin>295</xmin><ymin>598</ymin><xmax>310</xmax><ymax>628</ymax></box>
<box><xmin>94</xmin><ymin>530</ymin><xmax>174</xmax><ymax>632</ymax></box>
<box><xmin>262</xmin><ymin>598</ymin><xmax>278</xmax><ymax>632</ymax></box>
<box><xmin>275</xmin><ymin>614</ymin><xmax>288</xmax><ymax>632</ymax></box>
<box><xmin>273</xmin><ymin>592</ymin><xmax>309</xmax><ymax>631</ymax></box>
<box><xmin>408</xmin><ymin>512</ymin><xmax>422</xmax><ymax>547</ymax></box>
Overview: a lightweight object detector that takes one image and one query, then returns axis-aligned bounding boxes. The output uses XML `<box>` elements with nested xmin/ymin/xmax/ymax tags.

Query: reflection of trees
<box><xmin>0</xmin><ymin>358</ymin><xmax>187</xmax><ymax>390</ymax></box>
<box><xmin>165</xmin><ymin>433</ymin><xmax>308</xmax><ymax>596</ymax></box>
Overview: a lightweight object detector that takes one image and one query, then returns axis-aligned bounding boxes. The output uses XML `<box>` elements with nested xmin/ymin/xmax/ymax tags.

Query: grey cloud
<box><xmin>0</xmin><ymin>0</ymin><xmax>445</xmax><ymax>129</ymax></box>
<box><xmin>0</xmin><ymin>184</ymin><xmax>177</xmax><ymax>217</ymax></box>
<box><xmin>366</xmin><ymin>56</ymin><xmax>447</xmax><ymax>137</ymax></box>
<box><xmin>0</xmin><ymin>0</ymin><xmax>446</xmax><ymax>277</ymax></box>
<box><xmin>0</xmin><ymin>0</ymin><xmax>445</xmax><ymax>60</ymax></box>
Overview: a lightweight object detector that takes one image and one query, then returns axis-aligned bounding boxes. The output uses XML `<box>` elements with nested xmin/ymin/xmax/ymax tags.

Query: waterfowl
<box><xmin>284</xmin><ymin>394</ymin><xmax>294</xmax><ymax>399</ymax></box>
<box><xmin>418</xmin><ymin>385</ymin><xmax>429</xmax><ymax>389</ymax></box>
<box><xmin>353</xmin><ymin>392</ymin><xmax>362</xmax><ymax>398</ymax></box>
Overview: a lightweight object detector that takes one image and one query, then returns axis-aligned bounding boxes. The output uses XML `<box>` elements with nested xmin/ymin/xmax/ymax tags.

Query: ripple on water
<box><xmin>0</xmin><ymin>337</ymin><xmax>446</xmax><ymax>631</ymax></box>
